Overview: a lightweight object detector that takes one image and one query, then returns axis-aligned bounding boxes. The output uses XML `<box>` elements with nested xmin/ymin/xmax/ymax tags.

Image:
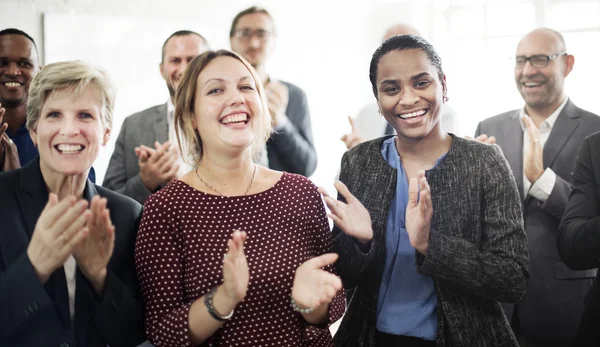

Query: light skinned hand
<box><xmin>523</xmin><ymin>116</ymin><xmax>544</xmax><ymax>183</ymax></box>
<box><xmin>27</xmin><ymin>194</ymin><xmax>91</xmax><ymax>283</ymax></box>
<box><xmin>340</xmin><ymin>115</ymin><xmax>364</xmax><ymax>150</ymax></box>
<box><xmin>136</xmin><ymin>141</ymin><xmax>180</xmax><ymax>191</ymax></box>
<box><xmin>292</xmin><ymin>253</ymin><xmax>342</xmax><ymax>309</ymax></box>
<box><xmin>406</xmin><ymin>170</ymin><xmax>432</xmax><ymax>255</ymax></box>
<box><xmin>318</xmin><ymin>180</ymin><xmax>373</xmax><ymax>244</ymax></box>
<box><xmin>72</xmin><ymin>195</ymin><xmax>115</xmax><ymax>294</ymax></box>
<box><xmin>465</xmin><ymin>134</ymin><xmax>496</xmax><ymax>144</ymax></box>
<box><xmin>217</xmin><ymin>230</ymin><xmax>249</xmax><ymax>313</ymax></box>
<box><xmin>265</xmin><ymin>80</ymin><xmax>289</xmax><ymax>127</ymax></box>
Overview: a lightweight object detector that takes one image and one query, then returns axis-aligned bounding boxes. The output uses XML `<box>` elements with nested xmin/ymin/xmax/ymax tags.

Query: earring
<box><xmin>102</xmin><ymin>143</ymin><xmax>106</xmax><ymax>148</ymax></box>
<box><xmin>378</xmin><ymin>109</ymin><xmax>383</xmax><ymax>116</ymax></box>
<box><xmin>443</xmin><ymin>95</ymin><xmax>449</xmax><ymax>103</ymax></box>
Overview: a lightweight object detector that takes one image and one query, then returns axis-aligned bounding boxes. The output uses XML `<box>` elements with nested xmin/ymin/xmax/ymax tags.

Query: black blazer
<box><xmin>0</xmin><ymin>157</ymin><xmax>145</xmax><ymax>347</ymax></box>
<box><xmin>558</xmin><ymin>131</ymin><xmax>600</xmax><ymax>347</ymax></box>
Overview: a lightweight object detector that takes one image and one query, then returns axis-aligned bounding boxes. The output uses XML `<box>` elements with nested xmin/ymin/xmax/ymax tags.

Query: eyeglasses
<box><xmin>514</xmin><ymin>52</ymin><xmax>567</xmax><ymax>68</ymax></box>
<box><xmin>233</xmin><ymin>29</ymin><xmax>272</xmax><ymax>41</ymax></box>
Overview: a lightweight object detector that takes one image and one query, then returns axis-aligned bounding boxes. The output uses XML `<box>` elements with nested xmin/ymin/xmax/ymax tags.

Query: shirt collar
<box><xmin>167</xmin><ymin>98</ymin><xmax>175</xmax><ymax>119</ymax></box>
<box><xmin>519</xmin><ymin>96</ymin><xmax>569</xmax><ymax>132</ymax></box>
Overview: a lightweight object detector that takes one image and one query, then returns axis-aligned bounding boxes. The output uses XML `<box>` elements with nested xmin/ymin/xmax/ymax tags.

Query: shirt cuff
<box><xmin>528</xmin><ymin>168</ymin><xmax>556</xmax><ymax>202</ymax></box>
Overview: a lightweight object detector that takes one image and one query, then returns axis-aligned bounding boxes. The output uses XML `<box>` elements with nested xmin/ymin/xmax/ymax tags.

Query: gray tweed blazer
<box><xmin>333</xmin><ymin>134</ymin><xmax>530</xmax><ymax>347</ymax></box>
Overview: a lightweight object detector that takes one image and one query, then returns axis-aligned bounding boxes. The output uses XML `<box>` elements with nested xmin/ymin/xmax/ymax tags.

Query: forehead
<box><xmin>516</xmin><ymin>31</ymin><xmax>561</xmax><ymax>56</ymax></box>
<box><xmin>377</xmin><ymin>49</ymin><xmax>436</xmax><ymax>82</ymax></box>
<box><xmin>198</xmin><ymin>56</ymin><xmax>254</xmax><ymax>84</ymax></box>
<box><xmin>0</xmin><ymin>34</ymin><xmax>38</xmax><ymax>61</ymax></box>
<box><xmin>164</xmin><ymin>35</ymin><xmax>205</xmax><ymax>57</ymax></box>
<box><xmin>42</xmin><ymin>86</ymin><xmax>102</xmax><ymax>110</ymax></box>
<box><xmin>235</xmin><ymin>12</ymin><xmax>273</xmax><ymax>30</ymax></box>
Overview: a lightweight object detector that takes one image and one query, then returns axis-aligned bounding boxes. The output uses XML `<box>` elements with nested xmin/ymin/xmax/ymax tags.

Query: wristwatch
<box><xmin>204</xmin><ymin>286</ymin><xmax>234</xmax><ymax>321</ymax></box>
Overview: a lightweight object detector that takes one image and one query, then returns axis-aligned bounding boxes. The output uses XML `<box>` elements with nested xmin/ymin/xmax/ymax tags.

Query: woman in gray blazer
<box><xmin>0</xmin><ymin>61</ymin><xmax>145</xmax><ymax>347</ymax></box>
<box><xmin>320</xmin><ymin>35</ymin><xmax>529</xmax><ymax>346</ymax></box>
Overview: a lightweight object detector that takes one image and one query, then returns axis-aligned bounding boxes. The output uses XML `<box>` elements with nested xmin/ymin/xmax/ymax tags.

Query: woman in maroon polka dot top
<box><xmin>134</xmin><ymin>49</ymin><xmax>346</xmax><ymax>347</ymax></box>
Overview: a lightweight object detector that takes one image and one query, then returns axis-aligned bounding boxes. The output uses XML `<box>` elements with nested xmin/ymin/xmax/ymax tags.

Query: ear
<box><xmin>103</xmin><ymin>128</ymin><xmax>111</xmax><ymax>146</ymax></box>
<box><xmin>159</xmin><ymin>62</ymin><xmax>165</xmax><ymax>79</ymax></box>
<box><xmin>29</xmin><ymin>127</ymin><xmax>38</xmax><ymax>147</ymax></box>
<box><xmin>564</xmin><ymin>54</ymin><xmax>575</xmax><ymax>77</ymax></box>
<box><xmin>441</xmin><ymin>74</ymin><xmax>448</xmax><ymax>96</ymax></box>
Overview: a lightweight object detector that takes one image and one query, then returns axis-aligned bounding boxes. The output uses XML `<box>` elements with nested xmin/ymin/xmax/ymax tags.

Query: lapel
<box><xmin>153</xmin><ymin>102</ymin><xmax>169</xmax><ymax>144</ymax></box>
<box><xmin>502</xmin><ymin>111</ymin><xmax>525</xmax><ymax>200</ymax></box>
<box><xmin>543</xmin><ymin>100</ymin><xmax>580</xmax><ymax>169</ymax></box>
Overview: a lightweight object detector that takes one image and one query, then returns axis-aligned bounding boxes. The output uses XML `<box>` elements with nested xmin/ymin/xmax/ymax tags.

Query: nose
<box><xmin>227</xmin><ymin>88</ymin><xmax>245</xmax><ymax>106</ymax></box>
<box><xmin>398</xmin><ymin>88</ymin><xmax>419</xmax><ymax>106</ymax></box>
<box><xmin>249</xmin><ymin>36</ymin><xmax>261</xmax><ymax>49</ymax></box>
<box><xmin>520</xmin><ymin>60</ymin><xmax>538</xmax><ymax>77</ymax></box>
<box><xmin>60</xmin><ymin>116</ymin><xmax>80</xmax><ymax>136</ymax></box>
<box><xmin>6</xmin><ymin>62</ymin><xmax>22</xmax><ymax>76</ymax></box>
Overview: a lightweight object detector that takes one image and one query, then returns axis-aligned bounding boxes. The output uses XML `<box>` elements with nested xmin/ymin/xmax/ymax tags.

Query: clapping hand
<box><xmin>340</xmin><ymin>115</ymin><xmax>364</xmax><ymax>150</ymax></box>
<box><xmin>318</xmin><ymin>181</ymin><xmax>373</xmax><ymax>245</ymax></box>
<box><xmin>291</xmin><ymin>253</ymin><xmax>342</xmax><ymax>310</ymax></box>
<box><xmin>405</xmin><ymin>170</ymin><xmax>432</xmax><ymax>255</ymax></box>
<box><xmin>216</xmin><ymin>230</ymin><xmax>249</xmax><ymax>314</ymax></box>
<box><xmin>523</xmin><ymin>115</ymin><xmax>544</xmax><ymax>183</ymax></box>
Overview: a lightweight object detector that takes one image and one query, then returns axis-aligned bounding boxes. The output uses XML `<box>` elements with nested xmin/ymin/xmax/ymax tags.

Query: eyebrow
<box><xmin>203</xmin><ymin>76</ymin><xmax>253</xmax><ymax>87</ymax></box>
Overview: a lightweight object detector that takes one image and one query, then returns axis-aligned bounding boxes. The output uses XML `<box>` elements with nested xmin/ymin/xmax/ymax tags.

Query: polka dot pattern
<box><xmin>135</xmin><ymin>172</ymin><xmax>345</xmax><ymax>346</ymax></box>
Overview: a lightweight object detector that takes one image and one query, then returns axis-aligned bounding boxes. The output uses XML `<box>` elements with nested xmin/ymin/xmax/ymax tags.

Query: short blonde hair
<box><xmin>174</xmin><ymin>49</ymin><xmax>272</xmax><ymax>167</ymax></box>
<box><xmin>27</xmin><ymin>60</ymin><xmax>115</xmax><ymax>131</ymax></box>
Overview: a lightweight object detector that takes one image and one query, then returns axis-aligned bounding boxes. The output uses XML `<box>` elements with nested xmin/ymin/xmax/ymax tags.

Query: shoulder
<box><xmin>573</xmin><ymin>106</ymin><xmax>600</xmax><ymax>123</ymax></box>
<box><xmin>478</xmin><ymin>109</ymin><xmax>519</xmax><ymax>127</ymax></box>
<box><xmin>0</xmin><ymin>168</ymin><xmax>21</xmax><ymax>194</ymax></box>
<box><xmin>584</xmin><ymin>130</ymin><xmax>600</xmax><ymax>147</ymax></box>
<box><xmin>344</xmin><ymin>136</ymin><xmax>388</xmax><ymax>164</ymax></box>
<box><xmin>123</xmin><ymin>103</ymin><xmax>165</xmax><ymax>125</ymax></box>
<box><xmin>448</xmin><ymin>136</ymin><xmax>506</xmax><ymax>168</ymax></box>
<box><xmin>279</xmin><ymin>80</ymin><xmax>306</xmax><ymax>98</ymax></box>
<box><xmin>279</xmin><ymin>172</ymin><xmax>318</xmax><ymax>192</ymax></box>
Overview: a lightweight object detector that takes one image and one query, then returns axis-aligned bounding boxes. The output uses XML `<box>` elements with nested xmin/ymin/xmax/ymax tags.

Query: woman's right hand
<box><xmin>26</xmin><ymin>194</ymin><xmax>91</xmax><ymax>284</ymax></box>
<box><xmin>319</xmin><ymin>181</ymin><xmax>373</xmax><ymax>245</ymax></box>
<box><xmin>214</xmin><ymin>230</ymin><xmax>249</xmax><ymax>315</ymax></box>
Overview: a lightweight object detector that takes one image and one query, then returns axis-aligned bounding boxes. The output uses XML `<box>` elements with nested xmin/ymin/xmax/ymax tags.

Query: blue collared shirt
<box><xmin>376</xmin><ymin>137</ymin><xmax>445</xmax><ymax>340</ymax></box>
<box><xmin>6</xmin><ymin>123</ymin><xmax>96</xmax><ymax>182</ymax></box>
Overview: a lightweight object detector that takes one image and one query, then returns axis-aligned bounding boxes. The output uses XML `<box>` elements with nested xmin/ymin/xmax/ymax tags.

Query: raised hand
<box><xmin>27</xmin><ymin>194</ymin><xmax>91</xmax><ymax>283</ymax></box>
<box><xmin>406</xmin><ymin>170</ymin><xmax>432</xmax><ymax>255</ymax></box>
<box><xmin>291</xmin><ymin>253</ymin><xmax>342</xmax><ymax>310</ymax></box>
<box><xmin>523</xmin><ymin>116</ymin><xmax>544</xmax><ymax>183</ymax></box>
<box><xmin>265</xmin><ymin>80</ymin><xmax>289</xmax><ymax>127</ymax></box>
<box><xmin>340</xmin><ymin>115</ymin><xmax>364</xmax><ymax>150</ymax></box>
<box><xmin>466</xmin><ymin>133</ymin><xmax>496</xmax><ymax>144</ymax></box>
<box><xmin>0</xmin><ymin>104</ymin><xmax>21</xmax><ymax>170</ymax></box>
<box><xmin>135</xmin><ymin>141</ymin><xmax>180</xmax><ymax>191</ymax></box>
<box><xmin>318</xmin><ymin>180</ymin><xmax>373</xmax><ymax>245</ymax></box>
<box><xmin>72</xmin><ymin>195</ymin><xmax>115</xmax><ymax>294</ymax></box>
<box><xmin>214</xmin><ymin>230</ymin><xmax>249</xmax><ymax>315</ymax></box>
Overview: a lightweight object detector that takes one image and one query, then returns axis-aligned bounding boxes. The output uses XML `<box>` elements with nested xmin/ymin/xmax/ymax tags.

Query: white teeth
<box><xmin>524</xmin><ymin>82</ymin><xmax>542</xmax><ymax>87</ymax></box>
<box><xmin>4</xmin><ymin>82</ymin><xmax>22</xmax><ymax>87</ymax></box>
<box><xmin>222</xmin><ymin>113</ymin><xmax>248</xmax><ymax>124</ymax></box>
<box><xmin>57</xmin><ymin>144</ymin><xmax>83</xmax><ymax>153</ymax></box>
<box><xmin>399</xmin><ymin>109</ymin><xmax>427</xmax><ymax>119</ymax></box>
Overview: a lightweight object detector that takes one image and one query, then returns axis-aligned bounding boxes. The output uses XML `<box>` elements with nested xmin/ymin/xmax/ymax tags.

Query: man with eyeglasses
<box><xmin>475</xmin><ymin>27</ymin><xmax>600</xmax><ymax>347</ymax></box>
<box><xmin>229</xmin><ymin>6</ymin><xmax>317</xmax><ymax>177</ymax></box>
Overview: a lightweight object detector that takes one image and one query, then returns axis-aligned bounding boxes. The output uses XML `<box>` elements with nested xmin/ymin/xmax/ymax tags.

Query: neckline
<box><xmin>175</xmin><ymin>171</ymin><xmax>287</xmax><ymax>198</ymax></box>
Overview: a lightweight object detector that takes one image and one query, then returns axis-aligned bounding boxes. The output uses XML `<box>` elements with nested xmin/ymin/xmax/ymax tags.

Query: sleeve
<box><xmin>135</xmin><ymin>194</ymin><xmax>195</xmax><ymax>347</ymax></box>
<box><xmin>86</xmin><ymin>209</ymin><xmax>146</xmax><ymax>347</ymax></box>
<box><xmin>103</xmin><ymin>118</ymin><xmax>153</xmax><ymax>205</ymax></box>
<box><xmin>416</xmin><ymin>145</ymin><xmax>530</xmax><ymax>303</ymax></box>
<box><xmin>268</xmin><ymin>87</ymin><xmax>318</xmax><ymax>176</ymax></box>
<box><xmin>539</xmin><ymin>171</ymin><xmax>572</xmax><ymax>221</ymax></box>
<box><xmin>0</xmin><ymin>251</ymin><xmax>57</xmax><ymax>337</ymax></box>
<box><xmin>557</xmin><ymin>136</ymin><xmax>600</xmax><ymax>270</ymax></box>
<box><xmin>528</xmin><ymin>168</ymin><xmax>556</xmax><ymax>202</ymax></box>
<box><xmin>474</xmin><ymin>121</ymin><xmax>483</xmax><ymax>137</ymax></box>
<box><xmin>331</xmin><ymin>153</ymin><xmax>378</xmax><ymax>290</ymax></box>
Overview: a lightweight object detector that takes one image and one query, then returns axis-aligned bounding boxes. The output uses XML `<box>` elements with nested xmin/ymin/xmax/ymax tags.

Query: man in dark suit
<box><xmin>558</xmin><ymin>131</ymin><xmax>600</xmax><ymax>346</ymax></box>
<box><xmin>475</xmin><ymin>27</ymin><xmax>600</xmax><ymax>346</ymax></box>
<box><xmin>103</xmin><ymin>30</ymin><xmax>208</xmax><ymax>204</ymax></box>
<box><xmin>230</xmin><ymin>6</ymin><xmax>317</xmax><ymax>176</ymax></box>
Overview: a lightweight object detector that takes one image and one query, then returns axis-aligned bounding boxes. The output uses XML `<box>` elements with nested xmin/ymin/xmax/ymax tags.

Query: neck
<box><xmin>3</xmin><ymin>104</ymin><xmax>27</xmax><ymax>134</ymax></box>
<box><xmin>196</xmin><ymin>148</ymin><xmax>256</xmax><ymax>196</ymax></box>
<box><xmin>395</xmin><ymin>124</ymin><xmax>451</xmax><ymax>166</ymax></box>
<box><xmin>525</xmin><ymin>95</ymin><xmax>565</xmax><ymax>127</ymax></box>
<box><xmin>41</xmin><ymin>164</ymin><xmax>88</xmax><ymax>201</ymax></box>
<box><xmin>255</xmin><ymin>65</ymin><xmax>268</xmax><ymax>84</ymax></box>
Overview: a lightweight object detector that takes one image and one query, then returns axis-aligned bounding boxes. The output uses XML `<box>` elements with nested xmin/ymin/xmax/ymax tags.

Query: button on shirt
<box><xmin>167</xmin><ymin>100</ymin><xmax>193</xmax><ymax>178</ymax></box>
<box><xmin>520</xmin><ymin>97</ymin><xmax>568</xmax><ymax>202</ymax></box>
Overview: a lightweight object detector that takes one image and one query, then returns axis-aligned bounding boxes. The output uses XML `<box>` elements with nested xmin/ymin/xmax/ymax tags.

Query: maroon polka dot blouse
<box><xmin>135</xmin><ymin>172</ymin><xmax>346</xmax><ymax>346</ymax></box>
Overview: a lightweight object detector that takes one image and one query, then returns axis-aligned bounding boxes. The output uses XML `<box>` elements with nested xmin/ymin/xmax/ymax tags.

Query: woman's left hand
<box><xmin>405</xmin><ymin>170</ymin><xmax>432</xmax><ymax>255</ymax></box>
<box><xmin>73</xmin><ymin>195</ymin><xmax>115</xmax><ymax>294</ymax></box>
<box><xmin>291</xmin><ymin>253</ymin><xmax>342</xmax><ymax>310</ymax></box>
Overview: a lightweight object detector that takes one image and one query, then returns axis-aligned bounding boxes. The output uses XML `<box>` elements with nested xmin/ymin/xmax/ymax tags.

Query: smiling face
<box><xmin>30</xmin><ymin>86</ymin><xmax>109</xmax><ymax>179</ymax></box>
<box><xmin>193</xmin><ymin>56</ymin><xmax>263</xmax><ymax>156</ymax></box>
<box><xmin>160</xmin><ymin>34</ymin><xmax>207</xmax><ymax>98</ymax></box>
<box><xmin>0</xmin><ymin>34</ymin><xmax>39</xmax><ymax>108</ymax></box>
<box><xmin>376</xmin><ymin>49</ymin><xmax>445</xmax><ymax>141</ymax></box>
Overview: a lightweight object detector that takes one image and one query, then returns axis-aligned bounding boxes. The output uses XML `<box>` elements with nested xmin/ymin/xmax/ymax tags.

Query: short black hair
<box><xmin>369</xmin><ymin>34</ymin><xmax>444</xmax><ymax>98</ymax></box>
<box><xmin>161</xmin><ymin>30</ymin><xmax>207</xmax><ymax>63</ymax></box>
<box><xmin>0</xmin><ymin>28</ymin><xmax>39</xmax><ymax>56</ymax></box>
<box><xmin>229</xmin><ymin>6</ymin><xmax>274</xmax><ymax>38</ymax></box>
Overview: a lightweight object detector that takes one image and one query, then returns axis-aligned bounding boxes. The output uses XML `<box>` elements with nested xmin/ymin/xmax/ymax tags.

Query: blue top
<box><xmin>6</xmin><ymin>123</ymin><xmax>96</xmax><ymax>182</ymax></box>
<box><xmin>376</xmin><ymin>137</ymin><xmax>446</xmax><ymax>340</ymax></box>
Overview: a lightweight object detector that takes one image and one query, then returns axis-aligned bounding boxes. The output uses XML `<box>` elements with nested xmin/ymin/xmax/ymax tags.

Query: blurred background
<box><xmin>2</xmin><ymin>0</ymin><xmax>599</xmax><ymax>190</ymax></box>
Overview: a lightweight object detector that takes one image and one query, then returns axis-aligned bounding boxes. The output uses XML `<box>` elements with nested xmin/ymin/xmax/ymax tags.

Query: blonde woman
<box><xmin>0</xmin><ymin>61</ymin><xmax>145</xmax><ymax>347</ymax></box>
<box><xmin>135</xmin><ymin>50</ymin><xmax>345</xmax><ymax>347</ymax></box>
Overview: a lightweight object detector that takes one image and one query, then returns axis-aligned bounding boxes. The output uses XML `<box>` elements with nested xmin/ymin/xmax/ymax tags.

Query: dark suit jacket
<box><xmin>0</xmin><ymin>157</ymin><xmax>145</xmax><ymax>347</ymax></box>
<box><xmin>334</xmin><ymin>135</ymin><xmax>529</xmax><ymax>347</ymax></box>
<box><xmin>558</xmin><ymin>131</ymin><xmax>600</xmax><ymax>346</ymax></box>
<box><xmin>476</xmin><ymin>100</ymin><xmax>600</xmax><ymax>344</ymax></box>
<box><xmin>268</xmin><ymin>81</ymin><xmax>317</xmax><ymax>176</ymax></box>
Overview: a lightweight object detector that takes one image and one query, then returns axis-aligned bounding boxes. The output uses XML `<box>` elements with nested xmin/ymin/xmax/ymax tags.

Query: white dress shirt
<box><xmin>64</xmin><ymin>255</ymin><xmax>76</xmax><ymax>325</ymax></box>
<box><xmin>519</xmin><ymin>97</ymin><xmax>569</xmax><ymax>202</ymax></box>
